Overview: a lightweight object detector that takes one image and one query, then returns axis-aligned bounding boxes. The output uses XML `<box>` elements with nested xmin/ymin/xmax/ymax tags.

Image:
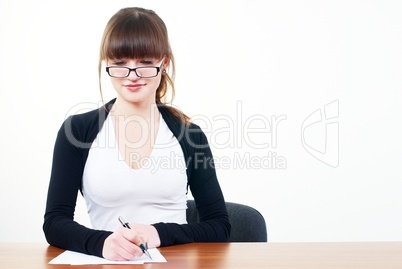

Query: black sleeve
<box><xmin>153</xmin><ymin>125</ymin><xmax>231</xmax><ymax>245</ymax></box>
<box><xmin>42</xmin><ymin>117</ymin><xmax>112</xmax><ymax>257</ymax></box>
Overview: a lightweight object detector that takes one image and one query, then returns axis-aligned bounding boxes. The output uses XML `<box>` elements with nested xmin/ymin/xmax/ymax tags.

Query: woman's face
<box><xmin>106</xmin><ymin>57</ymin><xmax>165</xmax><ymax>105</ymax></box>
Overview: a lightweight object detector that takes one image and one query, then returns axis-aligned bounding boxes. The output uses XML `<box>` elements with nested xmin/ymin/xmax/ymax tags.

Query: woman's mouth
<box><xmin>124</xmin><ymin>83</ymin><xmax>145</xmax><ymax>92</ymax></box>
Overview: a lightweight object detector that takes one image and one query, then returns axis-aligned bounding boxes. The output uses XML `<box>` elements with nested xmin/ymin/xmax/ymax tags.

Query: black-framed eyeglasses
<box><xmin>106</xmin><ymin>60</ymin><xmax>164</xmax><ymax>78</ymax></box>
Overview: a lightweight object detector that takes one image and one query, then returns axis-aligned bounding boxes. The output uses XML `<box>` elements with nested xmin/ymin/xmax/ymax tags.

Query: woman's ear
<box><xmin>163</xmin><ymin>57</ymin><xmax>170</xmax><ymax>70</ymax></box>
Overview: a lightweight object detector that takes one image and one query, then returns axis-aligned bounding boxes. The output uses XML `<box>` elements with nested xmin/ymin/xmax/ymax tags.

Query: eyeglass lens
<box><xmin>108</xmin><ymin>67</ymin><xmax>158</xmax><ymax>78</ymax></box>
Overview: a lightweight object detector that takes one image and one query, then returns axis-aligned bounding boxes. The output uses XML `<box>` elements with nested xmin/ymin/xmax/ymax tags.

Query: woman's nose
<box><xmin>127</xmin><ymin>69</ymin><xmax>140</xmax><ymax>80</ymax></box>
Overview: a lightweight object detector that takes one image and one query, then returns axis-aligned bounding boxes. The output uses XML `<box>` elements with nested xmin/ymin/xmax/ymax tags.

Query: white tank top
<box><xmin>82</xmin><ymin>114</ymin><xmax>188</xmax><ymax>232</ymax></box>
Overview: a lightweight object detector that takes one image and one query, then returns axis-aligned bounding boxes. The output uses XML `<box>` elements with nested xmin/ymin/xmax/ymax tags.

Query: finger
<box><xmin>104</xmin><ymin>230</ymin><xmax>143</xmax><ymax>261</ymax></box>
<box><xmin>118</xmin><ymin>238</ymin><xmax>143</xmax><ymax>259</ymax></box>
<box><xmin>103</xmin><ymin>240</ymin><xmax>132</xmax><ymax>261</ymax></box>
<box><xmin>108</xmin><ymin>250</ymin><xmax>128</xmax><ymax>261</ymax></box>
<box><xmin>121</xmin><ymin>228</ymin><xmax>147</xmax><ymax>247</ymax></box>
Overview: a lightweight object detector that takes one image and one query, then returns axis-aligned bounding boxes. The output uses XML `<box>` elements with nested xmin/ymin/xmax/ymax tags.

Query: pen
<box><xmin>118</xmin><ymin>216</ymin><xmax>152</xmax><ymax>260</ymax></box>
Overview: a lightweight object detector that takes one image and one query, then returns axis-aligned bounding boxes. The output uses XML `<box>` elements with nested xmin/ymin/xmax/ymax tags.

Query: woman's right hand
<box><xmin>102</xmin><ymin>227</ymin><xmax>147</xmax><ymax>261</ymax></box>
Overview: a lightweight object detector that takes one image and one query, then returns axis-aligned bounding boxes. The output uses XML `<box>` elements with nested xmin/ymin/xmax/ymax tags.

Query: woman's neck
<box><xmin>111</xmin><ymin>97</ymin><xmax>160</xmax><ymax>122</ymax></box>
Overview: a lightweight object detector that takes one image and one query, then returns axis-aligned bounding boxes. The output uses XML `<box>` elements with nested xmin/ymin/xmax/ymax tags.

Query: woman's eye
<box><xmin>140</xmin><ymin>60</ymin><xmax>154</xmax><ymax>65</ymax></box>
<box><xmin>113</xmin><ymin>61</ymin><xmax>126</xmax><ymax>66</ymax></box>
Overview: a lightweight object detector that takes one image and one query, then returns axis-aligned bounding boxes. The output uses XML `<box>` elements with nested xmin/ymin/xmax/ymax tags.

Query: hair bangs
<box><xmin>104</xmin><ymin>14</ymin><xmax>167</xmax><ymax>60</ymax></box>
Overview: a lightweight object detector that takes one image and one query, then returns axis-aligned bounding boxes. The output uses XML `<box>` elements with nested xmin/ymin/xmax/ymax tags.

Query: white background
<box><xmin>0</xmin><ymin>0</ymin><xmax>401</xmax><ymax>243</ymax></box>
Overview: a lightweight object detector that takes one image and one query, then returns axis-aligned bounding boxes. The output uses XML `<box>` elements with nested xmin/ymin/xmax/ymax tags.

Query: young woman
<box><xmin>43</xmin><ymin>7</ymin><xmax>230</xmax><ymax>261</ymax></box>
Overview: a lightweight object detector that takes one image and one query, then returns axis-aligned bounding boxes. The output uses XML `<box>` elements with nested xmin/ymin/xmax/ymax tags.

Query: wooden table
<box><xmin>1</xmin><ymin>242</ymin><xmax>401</xmax><ymax>268</ymax></box>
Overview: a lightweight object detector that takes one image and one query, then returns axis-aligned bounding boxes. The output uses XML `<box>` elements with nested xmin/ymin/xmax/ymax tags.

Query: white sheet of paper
<box><xmin>49</xmin><ymin>248</ymin><xmax>166</xmax><ymax>265</ymax></box>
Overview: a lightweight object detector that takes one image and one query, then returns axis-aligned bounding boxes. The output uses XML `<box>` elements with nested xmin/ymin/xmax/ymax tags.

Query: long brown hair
<box><xmin>98</xmin><ymin>7</ymin><xmax>189</xmax><ymax>123</ymax></box>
